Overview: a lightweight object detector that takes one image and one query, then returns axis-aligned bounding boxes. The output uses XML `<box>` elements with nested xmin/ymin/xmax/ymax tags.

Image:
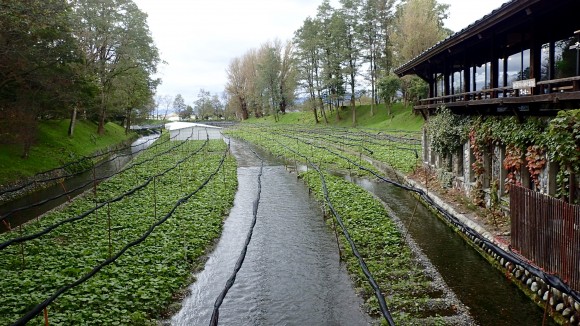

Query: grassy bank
<box><xmin>246</xmin><ymin>102</ymin><xmax>424</xmax><ymax>131</ymax></box>
<box><xmin>0</xmin><ymin>120</ymin><xmax>135</xmax><ymax>186</ymax></box>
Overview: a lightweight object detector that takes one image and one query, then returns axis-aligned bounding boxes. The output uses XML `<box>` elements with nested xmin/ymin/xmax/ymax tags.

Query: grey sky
<box><xmin>133</xmin><ymin>0</ymin><xmax>507</xmax><ymax>105</ymax></box>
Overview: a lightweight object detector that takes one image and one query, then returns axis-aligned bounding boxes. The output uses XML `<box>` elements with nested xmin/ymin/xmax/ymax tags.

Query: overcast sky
<box><xmin>133</xmin><ymin>0</ymin><xmax>507</xmax><ymax>105</ymax></box>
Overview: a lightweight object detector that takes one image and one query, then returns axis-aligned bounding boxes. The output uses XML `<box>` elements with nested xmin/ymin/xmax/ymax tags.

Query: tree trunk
<box><xmin>310</xmin><ymin>92</ymin><xmax>319</xmax><ymax>124</ymax></box>
<box><xmin>316</xmin><ymin>88</ymin><xmax>329</xmax><ymax>124</ymax></box>
<box><xmin>125</xmin><ymin>108</ymin><xmax>132</xmax><ymax>135</ymax></box>
<box><xmin>97</xmin><ymin>90</ymin><xmax>106</xmax><ymax>135</ymax></box>
<box><xmin>240</xmin><ymin>97</ymin><xmax>248</xmax><ymax>120</ymax></box>
<box><xmin>68</xmin><ymin>106</ymin><xmax>77</xmax><ymax>137</ymax></box>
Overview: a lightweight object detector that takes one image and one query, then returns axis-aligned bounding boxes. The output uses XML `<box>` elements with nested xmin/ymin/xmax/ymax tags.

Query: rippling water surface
<box><xmin>172</xmin><ymin>140</ymin><xmax>371</xmax><ymax>325</ymax></box>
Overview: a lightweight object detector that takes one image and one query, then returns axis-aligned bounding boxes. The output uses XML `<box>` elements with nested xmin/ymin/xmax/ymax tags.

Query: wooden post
<box><xmin>44</xmin><ymin>307</ymin><xmax>49</xmax><ymax>326</ymax></box>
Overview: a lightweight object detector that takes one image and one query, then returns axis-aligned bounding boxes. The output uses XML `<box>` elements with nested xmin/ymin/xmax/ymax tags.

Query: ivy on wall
<box><xmin>428</xmin><ymin>107</ymin><xmax>580</xmax><ymax>203</ymax></box>
<box><xmin>427</xmin><ymin>107</ymin><xmax>470</xmax><ymax>155</ymax></box>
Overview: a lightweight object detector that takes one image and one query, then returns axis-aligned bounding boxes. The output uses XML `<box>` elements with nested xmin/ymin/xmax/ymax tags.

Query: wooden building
<box><xmin>395</xmin><ymin>0</ymin><xmax>580</xmax><ymax>118</ymax></box>
<box><xmin>394</xmin><ymin>0</ymin><xmax>580</xmax><ymax>304</ymax></box>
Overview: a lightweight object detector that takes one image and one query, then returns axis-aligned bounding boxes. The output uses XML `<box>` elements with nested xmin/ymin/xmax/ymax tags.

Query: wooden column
<box><xmin>549</xmin><ymin>41</ymin><xmax>555</xmax><ymax>80</ymax></box>
<box><xmin>444</xmin><ymin>62</ymin><xmax>451</xmax><ymax>99</ymax></box>
<box><xmin>463</xmin><ymin>61</ymin><xmax>471</xmax><ymax>101</ymax></box>
<box><xmin>490</xmin><ymin>34</ymin><xmax>499</xmax><ymax>98</ymax></box>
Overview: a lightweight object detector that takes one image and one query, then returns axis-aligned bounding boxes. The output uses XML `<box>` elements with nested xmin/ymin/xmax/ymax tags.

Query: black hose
<box><xmin>9</xmin><ymin>139</ymin><xmax>229</xmax><ymax>326</ymax></box>
<box><xmin>0</xmin><ymin>135</ymin><xmax>208</xmax><ymax>250</ymax></box>
<box><xmin>209</xmin><ymin>142</ymin><xmax>263</xmax><ymax>326</ymax></box>
<box><xmin>0</xmin><ymin>129</ymin><xmax>196</xmax><ymax>224</ymax></box>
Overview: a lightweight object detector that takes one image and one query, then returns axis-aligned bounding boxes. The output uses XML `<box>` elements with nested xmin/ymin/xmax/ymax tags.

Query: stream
<box><xmin>0</xmin><ymin>134</ymin><xmax>158</xmax><ymax>232</ymax></box>
<box><xmin>346</xmin><ymin>175</ymin><xmax>557</xmax><ymax>325</ymax></box>
<box><xmin>174</xmin><ymin>137</ymin><xmax>556</xmax><ymax>325</ymax></box>
<box><xmin>171</xmin><ymin>139</ymin><xmax>371</xmax><ymax>325</ymax></box>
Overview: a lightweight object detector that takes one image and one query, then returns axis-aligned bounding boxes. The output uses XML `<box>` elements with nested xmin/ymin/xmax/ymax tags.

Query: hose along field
<box><xmin>2</xmin><ymin>123</ymin><xmax>470</xmax><ymax>325</ymax></box>
<box><xmin>225</xmin><ymin>124</ymin><xmax>473</xmax><ymax>325</ymax></box>
<box><xmin>0</xmin><ymin>132</ymin><xmax>237</xmax><ymax>325</ymax></box>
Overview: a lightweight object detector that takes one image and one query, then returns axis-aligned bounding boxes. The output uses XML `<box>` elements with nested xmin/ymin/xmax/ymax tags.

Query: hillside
<box><xmin>246</xmin><ymin>103</ymin><xmax>424</xmax><ymax>131</ymax></box>
<box><xmin>0</xmin><ymin>120</ymin><xmax>135</xmax><ymax>186</ymax></box>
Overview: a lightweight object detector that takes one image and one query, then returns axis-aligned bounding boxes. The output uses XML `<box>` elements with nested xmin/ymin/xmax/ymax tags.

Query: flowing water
<box><xmin>346</xmin><ymin>175</ymin><xmax>557</xmax><ymax>326</ymax></box>
<box><xmin>0</xmin><ymin>134</ymin><xmax>158</xmax><ymax>232</ymax></box>
<box><xmin>172</xmin><ymin>139</ymin><xmax>371</xmax><ymax>325</ymax></box>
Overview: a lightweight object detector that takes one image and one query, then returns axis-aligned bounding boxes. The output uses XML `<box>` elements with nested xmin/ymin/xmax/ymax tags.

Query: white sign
<box><xmin>513</xmin><ymin>79</ymin><xmax>536</xmax><ymax>89</ymax></box>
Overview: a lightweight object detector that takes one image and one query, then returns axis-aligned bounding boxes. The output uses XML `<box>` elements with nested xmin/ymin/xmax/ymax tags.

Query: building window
<box><xmin>436</xmin><ymin>73</ymin><xmax>444</xmax><ymax>97</ymax></box>
<box><xmin>555</xmin><ymin>37</ymin><xmax>576</xmax><ymax>78</ymax></box>
<box><xmin>507</xmin><ymin>49</ymin><xmax>530</xmax><ymax>86</ymax></box>
<box><xmin>453</xmin><ymin>71</ymin><xmax>462</xmax><ymax>95</ymax></box>
<box><xmin>474</xmin><ymin>62</ymin><xmax>490</xmax><ymax>91</ymax></box>
<box><xmin>541</xmin><ymin>43</ymin><xmax>550</xmax><ymax>81</ymax></box>
<box><xmin>498</xmin><ymin>58</ymin><xmax>506</xmax><ymax>87</ymax></box>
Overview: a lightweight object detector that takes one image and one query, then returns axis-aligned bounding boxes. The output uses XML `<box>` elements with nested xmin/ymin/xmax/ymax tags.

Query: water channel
<box><xmin>1</xmin><ymin>133</ymin><xmax>559</xmax><ymax>325</ymax></box>
<box><xmin>174</xmin><ymin>137</ymin><xmax>557</xmax><ymax>325</ymax></box>
<box><xmin>172</xmin><ymin>139</ymin><xmax>371</xmax><ymax>325</ymax></box>
<box><xmin>346</xmin><ymin>175</ymin><xmax>557</xmax><ymax>325</ymax></box>
<box><xmin>0</xmin><ymin>134</ymin><xmax>158</xmax><ymax>232</ymax></box>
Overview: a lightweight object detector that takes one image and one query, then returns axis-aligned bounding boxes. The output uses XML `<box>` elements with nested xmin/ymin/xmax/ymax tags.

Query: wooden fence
<box><xmin>510</xmin><ymin>185</ymin><xmax>580</xmax><ymax>292</ymax></box>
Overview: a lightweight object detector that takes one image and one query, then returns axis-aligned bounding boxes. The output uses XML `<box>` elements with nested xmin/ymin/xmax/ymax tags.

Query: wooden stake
<box><xmin>44</xmin><ymin>307</ymin><xmax>49</xmax><ymax>326</ymax></box>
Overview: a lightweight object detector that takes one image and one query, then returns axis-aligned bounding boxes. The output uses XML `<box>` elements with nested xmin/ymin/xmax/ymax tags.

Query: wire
<box><xmin>10</xmin><ymin>139</ymin><xmax>230</xmax><ymax>326</ymax></box>
<box><xmin>0</xmin><ymin>135</ymin><xmax>208</xmax><ymax>250</ymax></box>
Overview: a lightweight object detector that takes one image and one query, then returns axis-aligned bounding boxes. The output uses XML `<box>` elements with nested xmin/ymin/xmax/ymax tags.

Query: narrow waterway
<box><xmin>347</xmin><ymin>176</ymin><xmax>557</xmax><ymax>326</ymax></box>
<box><xmin>0</xmin><ymin>134</ymin><xmax>158</xmax><ymax>232</ymax></box>
<box><xmin>172</xmin><ymin>139</ymin><xmax>371</xmax><ymax>325</ymax></box>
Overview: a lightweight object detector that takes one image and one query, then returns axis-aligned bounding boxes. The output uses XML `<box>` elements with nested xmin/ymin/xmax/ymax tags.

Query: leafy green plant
<box><xmin>427</xmin><ymin>107</ymin><xmax>470</xmax><ymax>156</ymax></box>
<box><xmin>0</xmin><ymin>137</ymin><xmax>238</xmax><ymax>325</ymax></box>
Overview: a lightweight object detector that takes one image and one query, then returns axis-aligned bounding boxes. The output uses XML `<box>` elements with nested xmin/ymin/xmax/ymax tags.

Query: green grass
<box><xmin>245</xmin><ymin>103</ymin><xmax>424</xmax><ymax>131</ymax></box>
<box><xmin>0</xmin><ymin>120</ymin><xmax>135</xmax><ymax>186</ymax></box>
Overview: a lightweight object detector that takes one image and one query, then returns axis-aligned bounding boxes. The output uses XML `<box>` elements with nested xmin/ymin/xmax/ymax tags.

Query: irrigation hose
<box><xmin>209</xmin><ymin>141</ymin><xmax>263</xmax><ymax>326</ymax></box>
<box><xmin>0</xmin><ymin>134</ymin><xmax>208</xmax><ymax>251</ymax></box>
<box><xmin>271</xmin><ymin>129</ymin><xmax>580</xmax><ymax>305</ymax></box>
<box><xmin>260</xmin><ymin>135</ymin><xmax>396</xmax><ymax>326</ymax></box>
<box><xmin>10</xmin><ymin>140</ymin><xmax>229</xmax><ymax>326</ymax></box>
<box><xmin>0</xmin><ymin>128</ymin><xmax>180</xmax><ymax>197</ymax></box>
<box><xmin>0</xmin><ymin>128</ymin><xmax>197</xmax><ymax>224</ymax></box>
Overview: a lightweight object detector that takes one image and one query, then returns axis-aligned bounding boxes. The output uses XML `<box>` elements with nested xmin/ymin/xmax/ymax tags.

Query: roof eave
<box><xmin>394</xmin><ymin>0</ymin><xmax>539</xmax><ymax>77</ymax></box>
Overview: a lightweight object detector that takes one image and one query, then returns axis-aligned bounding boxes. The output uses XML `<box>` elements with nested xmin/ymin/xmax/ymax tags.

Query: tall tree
<box><xmin>70</xmin><ymin>0</ymin><xmax>159</xmax><ymax>134</ymax></box>
<box><xmin>194</xmin><ymin>89</ymin><xmax>213</xmax><ymax>120</ymax></box>
<box><xmin>361</xmin><ymin>0</ymin><xmax>396</xmax><ymax>116</ymax></box>
<box><xmin>225</xmin><ymin>57</ymin><xmax>249</xmax><ymax>120</ymax></box>
<box><xmin>173</xmin><ymin>94</ymin><xmax>187</xmax><ymax>120</ymax></box>
<box><xmin>294</xmin><ymin>17</ymin><xmax>324</xmax><ymax>123</ymax></box>
<box><xmin>155</xmin><ymin>95</ymin><xmax>172</xmax><ymax>120</ymax></box>
<box><xmin>377</xmin><ymin>74</ymin><xmax>401</xmax><ymax>116</ymax></box>
<box><xmin>279</xmin><ymin>40</ymin><xmax>296</xmax><ymax>115</ymax></box>
<box><xmin>0</xmin><ymin>0</ymin><xmax>81</xmax><ymax>157</ymax></box>
<box><xmin>391</xmin><ymin>0</ymin><xmax>450</xmax><ymax>66</ymax></box>
<box><xmin>111</xmin><ymin>66</ymin><xmax>157</xmax><ymax>133</ymax></box>
<box><xmin>257</xmin><ymin>42</ymin><xmax>283</xmax><ymax>121</ymax></box>
<box><xmin>317</xmin><ymin>2</ymin><xmax>346</xmax><ymax>121</ymax></box>
<box><xmin>339</xmin><ymin>0</ymin><xmax>363</xmax><ymax>125</ymax></box>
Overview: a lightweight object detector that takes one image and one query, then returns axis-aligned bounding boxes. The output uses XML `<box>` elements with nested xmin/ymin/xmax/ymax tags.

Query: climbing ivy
<box><xmin>429</xmin><ymin>108</ymin><xmax>579</xmax><ymax>202</ymax></box>
<box><xmin>427</xmin><ymin>107</ymin><xmax>470</xmax><ymax>155</ymax></box>
<box><xmin>546</xmin><ymin>109</ymin><xmax>580</xmax><ymax>201</ymax></box>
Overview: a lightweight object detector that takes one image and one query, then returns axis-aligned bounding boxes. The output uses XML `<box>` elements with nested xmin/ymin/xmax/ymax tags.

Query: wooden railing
<box><xmin>419</xmin><ymin>76</ymin><xmax>580</xmax><ymax>107</ymax></box>
<box><xmin>510</xmin><ymin>185</ymin><xmax>580</xmax><ymax>292</ymax></box>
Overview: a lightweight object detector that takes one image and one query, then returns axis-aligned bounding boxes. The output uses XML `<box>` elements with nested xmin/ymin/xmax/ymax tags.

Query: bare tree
<box><xmin>391</xmin><ymin>0</ymin><xmax>450</xmax><ymax>66</ymax></box>
<box><xmin>155</xmin><ymin>95</ymin><xmax>173</xmax><ymax>120</ymax></box>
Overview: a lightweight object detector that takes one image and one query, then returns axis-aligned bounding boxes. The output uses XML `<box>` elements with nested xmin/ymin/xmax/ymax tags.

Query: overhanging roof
<box><xmin>394</xmin><ymin>0</ymin><xmax>580</xmax><ymax>79</ymax></box>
